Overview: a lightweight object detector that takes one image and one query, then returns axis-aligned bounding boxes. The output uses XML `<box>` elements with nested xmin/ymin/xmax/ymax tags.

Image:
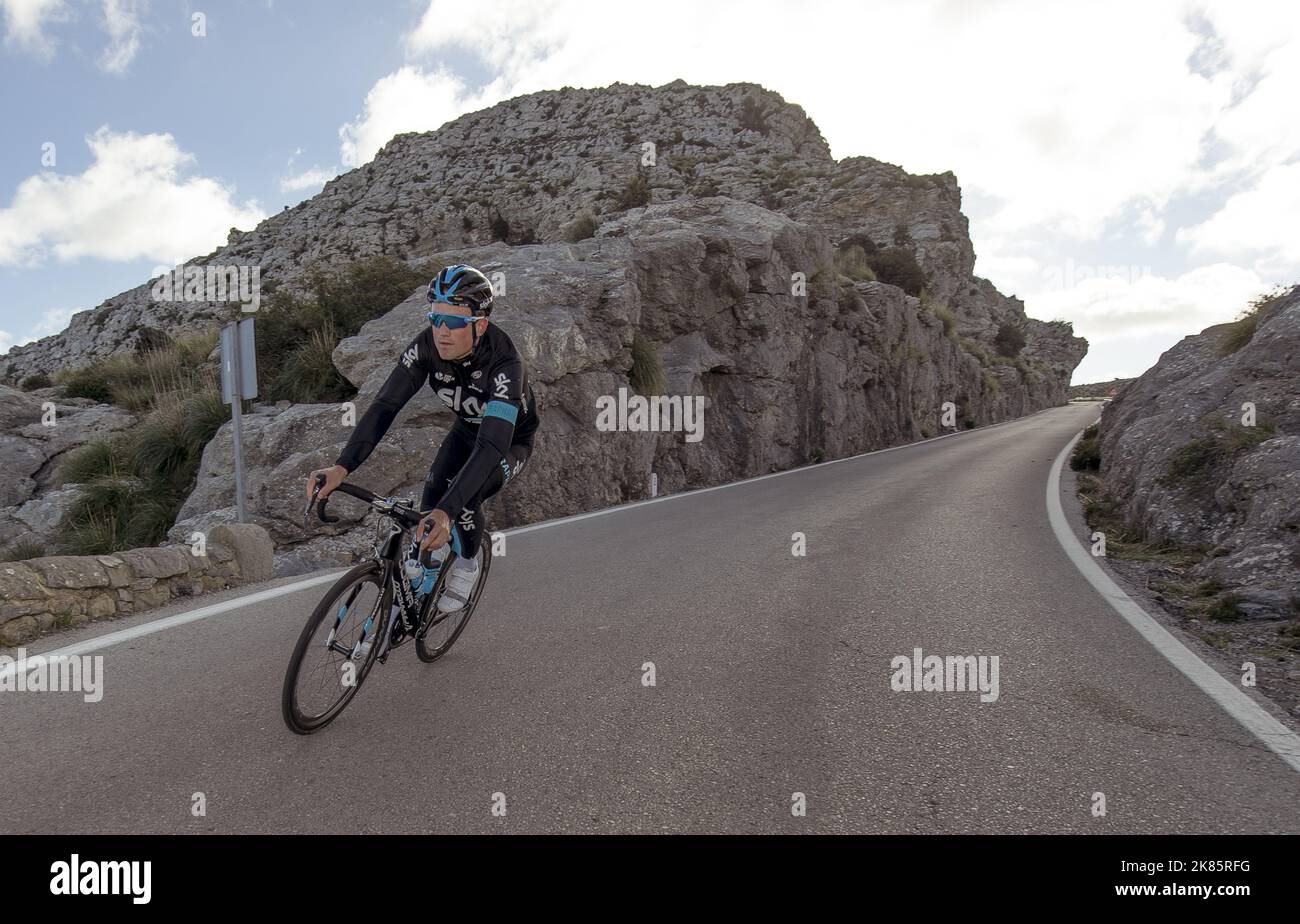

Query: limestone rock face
<box><xmin>1098</xmin><ymin>287</ymin><xmax>1300</xmax><ymax>614</ymax></box>
<box><xmin>170</xmin><ymin>196</ymin><xmax>1082</xmax><ymax>572</ymax></box>
<box><xmin>0</xmin><ymin>385</ymin><xmax>136</xmax><ymax>551</ymax></box>
<box><xmin>1</xmin><ymin>81</ymin><xmax>1082</xmax><ymax>383</ymax></box>
<box><xmin>3</xmin><ymin>80</ymin><xmax>1087</xmax><ymax>574</ymax></box>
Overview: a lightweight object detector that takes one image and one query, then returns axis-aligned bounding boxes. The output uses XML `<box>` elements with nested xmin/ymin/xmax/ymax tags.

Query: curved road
<box><xmin>3</xmin><ymin>402</ymin><xmax>1299</xmax><ymax>833</ymax></box>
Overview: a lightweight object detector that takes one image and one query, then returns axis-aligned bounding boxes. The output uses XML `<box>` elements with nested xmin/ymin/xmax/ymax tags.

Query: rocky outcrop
<box><xmin>1</xmin><ymin>80</ymin><xmax>1082</xmax><ymax>383</ymax></box>
<box><xmin>1069</xmin><ymin>378</ymin><xmax>1134</xmax><ymax>399</ymax></box>
<box><xmin>3</xmin><ymin>80</ymin><xmax>1086</xmax><ymax>579</ymax></box>
<box><xmin>0</xmin><ymin>385</ymin><xmax>136</xmax><ymax>553</ymax></box>
<box><xmin>170</xmin><ymin>197</ymin><xmax>1083</xmax><ymax>573</ymax></box>
<box><xmin>1097</xmin><ymin>286</ymin><xmax>1300</xmax><ymax>616</ymax></box>
<box><xmin>0</xmin><ymin>523</ymin><xmax>273</xmax><ymax>646</ymax></box>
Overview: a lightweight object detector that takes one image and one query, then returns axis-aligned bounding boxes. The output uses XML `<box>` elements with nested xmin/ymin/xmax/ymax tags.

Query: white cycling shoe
<box><xmin>436</xmin><ymin>550</ymin><xmax>481</xmax><ymax>613</ymax></box>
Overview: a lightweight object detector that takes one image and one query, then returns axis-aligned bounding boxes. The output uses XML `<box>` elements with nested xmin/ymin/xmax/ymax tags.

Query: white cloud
<box><xmin>0</xmin><ymin>306</ymin><xmax>75</xmax><ymax>356</ymax></box>
<box><xmin>338</xmin><ymin>65</ymin><xmax>479</xmax><ymax>167</ymax></box>
<box><xmin>279</xmin><ymin>165</ymin><xmax>338</xmax><ymax>193</ymax></box>
<box><xmin>98</xmin><ymin>0</ymin><xmax>143</xmax><ymax>74</ymax></box>
<box><xmin>1177</xmin><ymin>162</ymin><xmax>1300</xmax><ymax>275</ymax></box>
<box><xmin>0</xmin><ymin>126</ymin><xmax>266</xmax><ymax>266</ymax></box>
<box><xmin>1027</xmin><ymin>263</ymin><xmax>1266</xmax><ymax>343</ymax></box>
<box><xmin>376</xmin><ymin>0</ymin><xmax>1234</xmax><ymax>243</ymax></box>
<box><xmin>2</xmin><ymin>0</ymin><xmax>146</xmax><ymax>71</ymax></box>
<box><xmin>0</xmin><ymin>0</ymin><xmax>67</xmax><ymax>56</ymax></box>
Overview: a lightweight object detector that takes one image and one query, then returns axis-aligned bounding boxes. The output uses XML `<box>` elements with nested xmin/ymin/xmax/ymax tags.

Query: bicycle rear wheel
<box><xmin>416</xmin><ymin>542</ymin><xmax>492</xmax><ymax>663</ymax></box>
<box><xmin>282</xmin><ymin>561</ymin><xmax>388</xmax><ymax>734</ymax></box>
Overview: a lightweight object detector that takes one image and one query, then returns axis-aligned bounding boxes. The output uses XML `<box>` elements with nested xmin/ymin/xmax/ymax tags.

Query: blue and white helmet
<box><xmin>427</xmin><ymin>264</ymin><xmax>495</xmax><ymax>316</ymax></box>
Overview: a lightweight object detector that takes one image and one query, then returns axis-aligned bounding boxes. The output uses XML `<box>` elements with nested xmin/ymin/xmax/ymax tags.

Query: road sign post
<box><xmin>220</xmin><ymin>318</ymin><xmax>258</xmax><ymax>524</ymax></box>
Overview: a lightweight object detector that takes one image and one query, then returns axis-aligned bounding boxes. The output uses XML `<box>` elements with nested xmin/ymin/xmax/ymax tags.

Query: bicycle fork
<box><xmin>324</xmin><ymin>581</ymin><xmax>389</xmax><ymax>664</ymax></box>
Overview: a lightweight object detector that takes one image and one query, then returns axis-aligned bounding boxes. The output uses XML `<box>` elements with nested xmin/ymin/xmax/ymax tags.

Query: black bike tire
<box><xmin>281</xmin><ymin>561</ymin><xmax>388</xmax><ymax>734</ymax></box>
<box><xmin>415</xmin><ymin>541</ymin><xmax>492</xmax><ymax>663</ymax></box>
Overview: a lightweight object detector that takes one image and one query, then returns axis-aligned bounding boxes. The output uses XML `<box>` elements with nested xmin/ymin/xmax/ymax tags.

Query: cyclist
<box><xmin>306</xmin><ymin>264</ymin><xmax>539</xmax><ymax>615</ymax></box>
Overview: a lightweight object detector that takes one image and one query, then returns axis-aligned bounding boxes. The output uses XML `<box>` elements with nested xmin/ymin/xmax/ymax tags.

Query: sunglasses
<box><xmin>426</xmin><ymin>311</ymin><xmax>484</xmax><ymax>329</ymax></box>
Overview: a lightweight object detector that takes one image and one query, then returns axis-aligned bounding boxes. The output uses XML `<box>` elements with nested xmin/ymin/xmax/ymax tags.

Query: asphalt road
<box><xmin>3</xmin><ymin>402</ymin><xmax>1299</xmax><ymax>834</ymax></box>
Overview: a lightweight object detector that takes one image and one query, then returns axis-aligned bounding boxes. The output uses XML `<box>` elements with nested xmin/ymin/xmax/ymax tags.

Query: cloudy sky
<box><xmin>1</xmin><ymin>0</ymin><xmax>1295</xmax><ymax>383</ymax></box>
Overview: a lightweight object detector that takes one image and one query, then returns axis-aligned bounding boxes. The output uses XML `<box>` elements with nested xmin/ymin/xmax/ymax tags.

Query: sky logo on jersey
<box><xmin>401</xmin><ymin>345</ymin><xmax>419</xmax><ymax>368</ymax></box>
<box><xmin>493</xmin><ymin>372</ymin><xmax>511</xmax><ymax>398</ymax></box>
<box><xmin>436</xmin><ymin>386</ymin><xmax>485</xmax><ymax>417</ymax></box>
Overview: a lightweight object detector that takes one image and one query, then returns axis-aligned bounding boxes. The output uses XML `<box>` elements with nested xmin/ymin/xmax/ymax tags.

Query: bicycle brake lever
<box><xmin>304</xmin><ymin>473</ymin><xmax>326</xmax><ymax>525</ymax></box>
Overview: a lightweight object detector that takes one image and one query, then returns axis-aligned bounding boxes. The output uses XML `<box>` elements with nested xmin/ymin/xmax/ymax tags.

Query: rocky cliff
<box><xmin>1097</xmin><ymin>286</ymin><xmax>1299</xmax><ymax>616</ymax></box>
<box><xmin>1</xmin><ymin>80</ymin><xmax>1086</xmax><ymax>571</ymax></box>
<box><xmin>2</xmin><ymin>81</ymin><xmax>1081</xmax><ymax>379</ymax></box>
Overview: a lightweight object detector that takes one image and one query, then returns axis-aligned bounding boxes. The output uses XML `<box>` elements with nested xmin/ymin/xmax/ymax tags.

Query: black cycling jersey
<box><xmin>336</xmin><ymin>321</ymin><xmax>539</xmax><ymax>520</ymax></box>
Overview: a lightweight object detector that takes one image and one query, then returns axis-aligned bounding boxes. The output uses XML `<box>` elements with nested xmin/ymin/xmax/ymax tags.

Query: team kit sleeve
<box><xmin>335</xmin><ymin>333</ymin><xmax>429</xmax><ymax>473</ymax></box>
<box><xmin>432</xmin><ymin>355</ymin><xmax>525</xmax><ymax>519</ymax></box>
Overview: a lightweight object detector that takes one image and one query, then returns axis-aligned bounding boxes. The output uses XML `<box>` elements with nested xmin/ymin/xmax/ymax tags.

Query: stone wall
<box><xmin>0</xmin><ymin>524</ymin><xmax>273</xmax><ymax>646</ymax></box>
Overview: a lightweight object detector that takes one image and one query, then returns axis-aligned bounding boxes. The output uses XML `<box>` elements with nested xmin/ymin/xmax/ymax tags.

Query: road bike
<box><xmin>280</xmin><ymin>477</ymin><xmax>492</xmax><ymax>734</ymax></box>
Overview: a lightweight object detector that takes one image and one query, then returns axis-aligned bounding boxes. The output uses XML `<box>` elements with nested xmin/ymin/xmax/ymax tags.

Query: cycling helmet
<box><xmin>427</xmin><ymin>264</ymin><xmax>495</xmax><ymax>317</ymax></box>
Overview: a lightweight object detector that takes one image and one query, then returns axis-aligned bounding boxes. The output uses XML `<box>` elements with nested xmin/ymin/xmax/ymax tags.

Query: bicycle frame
<box><xmin>307</xmin><ymin>478</ymin><xmax>459</xmax><ymax>665</ymax></box>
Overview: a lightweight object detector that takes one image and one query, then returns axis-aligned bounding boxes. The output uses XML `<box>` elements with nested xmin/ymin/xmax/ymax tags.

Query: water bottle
<box><xmin>406</xmin><ymin>544</ymin><xmax>449</xmax><ymax>597</ymax></box>
<box><xmin>403</xmin><ymin>557</ymin><xmax>424</xmax><ymax>592</ymax></box>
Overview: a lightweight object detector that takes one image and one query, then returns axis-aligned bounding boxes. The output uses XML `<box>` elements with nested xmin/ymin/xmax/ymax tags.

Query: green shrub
<box><xmin>1164</xmin><ymin>421</ymin><xmax>1273</xmax><ymax>486</ymax></box>
<box><xmin>994</xmin><ymin>321</ymin><xmax>1026</xmax><ymax>357</ymax></box>
<box><xmin>629</xmin><ymin>332</ymin><xmax>665</xmax><ymax>395</ymax></box>
<box><xmin>56</xmin><ymin>373</ymin><xmax>225</xmax><ymax>554</ymax></box>
<box><xmin>562</xmin><ymin>212</ymin><xmax>599</xmax><ymax>243</ymax></box>
<box><xmin>834</xmin><ymin>245</ymin><xmax>876</xmax><ymax>282</ymax></box>
<box><xmin>865</xmin><ymin>247</ymin><xmax>926</xmax><ymax>296</ymax></box>
<box><xmin>738</xmin><ymin>95</ymin><xmax>770</xmax><ymax>135</ymax></box>
<box><xmin>275</xmin><ymin>323</ymin><xmax>353</xmax><ymax>404</ymax></box>
<box><xmin>55</xmin><ymin>333</ymin><xmax>218</xmax><ymax>411</ymax></box>
<box><xmin>0</xmin><ymin>539</ymin><xmax>46</xmax><ymax>562</ymax></box>
<box><xmin>1218</xmin><ymin>285</ymin><xmax>1293</xmax><ymax>356</ymax></box>
<box><xmin>617</xmin><ymin>171</ymin><xmax>651</xmax><ymax>210</ymax></box>
<box><xmin>59</xmin><ymin>439</ymin><xmax>130</xmax><ymax>484</ymax></box>
<box><xmin>1071</xmin><ymin>424</ymin><xmax>1101</xmax><ymax>471</ymax></box>
<box><xmin>920</xmin><ymin>291</ymin><xmax>956</xmax><ymax>337</ymax></box>
<box><xmin>20</xmin><ymin>373</ymin><xmax>51</xmax><ymax>391</ymax></box>
<box><xmin>490</xmin><ymin>211</ymin><xmax>511</xmax><ymax>241</ymax></box>
<box><xmin>1199</xmin><ymin>593</ymin><xmax>1244</xmax><ymax>623</ymax></box>
<box><xmin>258</xmin><ymin>256</ymin><xmax>433</xmax><ymax>403</ymax></box>
<box><xmin>959</xmin><ymin>338</ymin><xmax>991</xmax><ymax>364</ymax></box>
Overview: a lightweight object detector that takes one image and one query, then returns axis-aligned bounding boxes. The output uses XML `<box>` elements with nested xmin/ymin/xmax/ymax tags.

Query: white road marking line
<box><xmin>0</xmin><ymin>571</ymin><xmax>342</xmax><ymax>673</ymax></box>
<box><xmin>4</xmin><ymin>405</ymin><xmax>1069</xmax><ymax>661</ymax></box>
<box><xmin>1047</xmin><ymin>427</ymin><xmax>1300</xmax><ymax>774</ymax></box>
<box><xmin>505</xmin><ymin>409</ymin><xmax>1038</xmax><ymax>536</ymax></box>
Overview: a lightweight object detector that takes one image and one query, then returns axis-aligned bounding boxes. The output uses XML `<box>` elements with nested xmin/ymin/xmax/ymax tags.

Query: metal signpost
<box><xmin>219</xmin><ymin>318</ymin><xmax>258</xmax><ymax>523</ymax></box>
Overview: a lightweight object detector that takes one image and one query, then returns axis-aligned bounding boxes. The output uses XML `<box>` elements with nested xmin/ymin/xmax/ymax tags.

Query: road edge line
<box><xmin>0</xmin><ymin>571</ymin><xmax>342</xmax><ymax>672</ymax></box>
<box><xmin>1047</xmin><ymin>427</ymin><xmax>1300</xmax><ymax>775</ymax></box>
<box><xmin>4</xmin><ymin>404</ymin><xmax>1072</xmax><ymax>662</ymax></box>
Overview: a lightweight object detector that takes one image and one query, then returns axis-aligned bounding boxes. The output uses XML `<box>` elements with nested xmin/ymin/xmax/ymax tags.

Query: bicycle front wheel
<box><xmin>281</xmin><ymin>561</ymin><xmax>388</xmax><ymax>734</ymax></box>
<box><xmin>416</xmin><ymin>542</ymin><xmax>492</xmax><ymax>663</ymax></box>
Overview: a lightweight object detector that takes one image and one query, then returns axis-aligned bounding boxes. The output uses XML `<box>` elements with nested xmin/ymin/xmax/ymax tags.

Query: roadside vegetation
<box><xmin>1070</xmin><ymin>420</ymin><xmax>1300</xmax><ymax>667</ymax></box>
<box><xmin>1217</xmin><ymin>284</ymin><xmax>1294</xmax><ymax>356</ymax></box>
<box><xmin>39</xmin><ymin>256</ymin><xmax>433</xmax><ymax>556</ymax></box>
<box><xmin>256</xmin><ymin>256</ymin><xmax>436</xmax><ymax>404</ymax></box>
<box><xmin>55</xmin><ymin>335</ymin><xmax>226</xmax><ymax>554</ymax></box>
